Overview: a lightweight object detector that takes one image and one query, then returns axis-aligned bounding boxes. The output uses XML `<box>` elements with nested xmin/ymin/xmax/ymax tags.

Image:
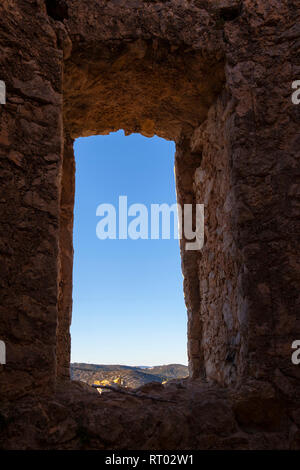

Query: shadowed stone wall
<box><xmin>0</xmin><ymin>0</ymin><xmax>64</xmax><ymax>398</ymax></box>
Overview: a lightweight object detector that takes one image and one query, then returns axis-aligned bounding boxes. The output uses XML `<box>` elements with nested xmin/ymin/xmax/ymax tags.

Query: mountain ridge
<box><xmin>71</xmin><ymin>363</ymin><xmax>189</xmax><ymax>388</ymax></box>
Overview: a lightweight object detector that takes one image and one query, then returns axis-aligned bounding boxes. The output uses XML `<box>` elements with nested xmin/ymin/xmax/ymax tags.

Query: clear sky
<box><xmin>70</xmin><ymin>131</ymin><xmax>188</xmax><ymax>366</ymax></box>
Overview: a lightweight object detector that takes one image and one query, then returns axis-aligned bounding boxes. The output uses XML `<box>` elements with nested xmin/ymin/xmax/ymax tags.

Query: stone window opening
<box><xmin>68</xmin><ymin>131</ymin><xmax>188</xmax><ymax>381</ymax></box>
<box><xmin>56</xmin><ymin>37</ymin><xmax>226</xmax><ymax>385</ymax></box>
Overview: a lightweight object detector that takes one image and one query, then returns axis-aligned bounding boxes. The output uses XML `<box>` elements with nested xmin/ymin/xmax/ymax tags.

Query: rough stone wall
<box><xmin>179</xmin><ymin>0</ymin><xmax>300</xmax><ymax>395</ymax></box>
<box><xmin>0</xmin><ymin>379</ymin><xmax>293</xmax><ymax>450</ymax></box>
<box><xmin>223</xmin><ymin>0</ymin><xmax>300</xmax><ymax>395</ymax></box>
<box><xmin>0</xmin><ymin>0</ymin><xmax>64</xmax><ymax>399</ymax></box>
<box><xmin>62</xmin><ymin>0</ymin><xmax>226</xmax><ymax>140</ymax></box>
<box><xmin>189</xmin><ymin>91</ymin><xmax>243</xmax><ymax>385</ymax></box>
<box><xmin>175</xmin><ymin>134</ymin><xmax>204</xmax><ymax>378</ymax></box>
<box><xmin>57</xmin><ymin>132</ymin><xmax>75</xmax><ymax>381</ymax></box>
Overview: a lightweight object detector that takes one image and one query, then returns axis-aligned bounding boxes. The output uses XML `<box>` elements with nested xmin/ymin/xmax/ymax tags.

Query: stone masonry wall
<box><xmin>0</xmin><ymin>0</ymin><xmax>64</xmax><ymax>399</ymax></box>
<box><xmin>178</xmin><ymin>0</ymin><xmax>300</xmax><ymax>397</ymax></box>
<box><xmin>190</xmin><ymin>91</ymin><xmax>243</xmax><ymax>385</ymax></box>
<box><xmin>224</xmin><ymin>0</ymin><xmax>300</xmax><ymax>396</ymax></box>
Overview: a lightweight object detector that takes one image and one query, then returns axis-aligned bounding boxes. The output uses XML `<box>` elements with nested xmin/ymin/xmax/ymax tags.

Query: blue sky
<box><xmin>70</xmin><ymin>131</ymin><xmax>188</xmax><ymax>366</ymax></box>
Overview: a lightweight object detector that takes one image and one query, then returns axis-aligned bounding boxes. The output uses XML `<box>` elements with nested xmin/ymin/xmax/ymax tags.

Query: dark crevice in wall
<box><xmin>45</xmin><ymin>0</ymin><xmax>69</xmax><ymax>22</ymax></box>
<box><xmin>219</xmin><ymin>3</ymin><xmax>242</xmax><ymax>22</ymax></box>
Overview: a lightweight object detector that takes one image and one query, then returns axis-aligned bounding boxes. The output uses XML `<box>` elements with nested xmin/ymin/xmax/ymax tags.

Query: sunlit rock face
<box><xmin>0</xmin><ymin>0</ymin><xmax>299</xmax><ymax>450</ymax></box>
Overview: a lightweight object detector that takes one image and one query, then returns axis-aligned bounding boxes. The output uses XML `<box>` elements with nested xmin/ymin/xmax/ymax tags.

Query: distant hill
<box><xmin>71</xmin><ymin>363</ymin><xmax>189</xmax><ymax>389</ymax></box>
<box><xmin>141</xmin><ymin>364</ymin><xmax>189</xmax><ymax>379</ymax></box>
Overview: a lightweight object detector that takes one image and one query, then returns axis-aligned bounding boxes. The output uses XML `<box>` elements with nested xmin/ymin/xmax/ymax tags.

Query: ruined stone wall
<box><xmin>223</xmin><ymin>0</ymin><xmax>300</xmax><ymax>396</ymax></box>
<box><xmin>0</xmin><ymin>0</ymin><xmax>64</xmax><ymax>398</ymax></box>
<box><xmin>189</xmin><ymin>91</ymin><xmax>243</xmax><ymax>385</ymax></box>
<box><xmin>57</xmin><ymin>132</ymin><xmax>75</xmax><ymax>382</ymax></box>
<box><xmin>178</xmin><ymin>0</ymin><xmax>300</xmax><ymax>396</ymax></box>
<box><xmin>0</xmin><ymin>1</ymin><xmax>299</xmax><ymax>441</ymax></box>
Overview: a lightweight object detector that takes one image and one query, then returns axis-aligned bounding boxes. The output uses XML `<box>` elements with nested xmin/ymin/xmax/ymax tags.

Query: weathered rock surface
<box><xmin>0</xmin><ymin>379</ymin><xmax>296</xmax><ymax>450</ymax></box>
